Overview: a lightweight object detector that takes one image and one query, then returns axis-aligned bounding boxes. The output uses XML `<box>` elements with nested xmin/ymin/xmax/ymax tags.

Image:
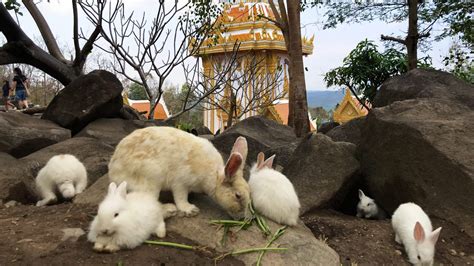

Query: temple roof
<box><xmin>196</xmin><ymin>1</ymin><xmax>314</xmax><ymax>55</ymax></box>
<box><xmin>333</xmin><ymin>88</ymin><xmax>369</xmax><ymax>124</ymax></box>
<box><xmin>123</xmin><ymin>96</ymin><xmax>170</xmax><ymax>120</ymax></box>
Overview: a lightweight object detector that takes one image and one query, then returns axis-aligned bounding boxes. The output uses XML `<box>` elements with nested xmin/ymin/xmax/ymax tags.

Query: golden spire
<box><xmin>283</xmin><ymin>63</ymin><xmax>289</xmax><ymax>98</ymax></box>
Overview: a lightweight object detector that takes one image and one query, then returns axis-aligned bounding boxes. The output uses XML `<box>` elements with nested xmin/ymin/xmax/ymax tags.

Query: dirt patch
<box><xmin>302</xmin><ymin>209</ymin><xmax>474</xmax><ymax>265</ymax></box>
<box><xmin>0</xmin><ymin>203</ymin><xmax>243</xmax><ymax>265</ymax></box>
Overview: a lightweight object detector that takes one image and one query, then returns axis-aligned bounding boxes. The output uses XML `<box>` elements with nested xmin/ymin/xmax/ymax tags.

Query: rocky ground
<box><xmin>0</xmin><ymin>203</ymin><xmax>243</xmax><ymax>265</ymax></box>
<box><xmin>302</xmin><ymin>209</ymin><xmax>474</xmax><ymax>265</ymax></box>
<box><xmin>1</xmin><ymin>201</ymin><xmax>472</xmax><ymax>265</ymax></box>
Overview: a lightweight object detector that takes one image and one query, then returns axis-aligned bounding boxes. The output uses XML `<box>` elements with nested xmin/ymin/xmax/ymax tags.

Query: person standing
<box><xmin>2</xmin><ymin>79</ymin><xmax>15</xmax><ymax>111</ymax></box>
<box><xmin>11</xmin><ymin>67</ymin><xmax>29</xmax><ymax>109</ymax></box>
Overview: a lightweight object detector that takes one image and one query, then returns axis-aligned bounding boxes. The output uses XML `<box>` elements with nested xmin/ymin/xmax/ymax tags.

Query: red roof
<box><xmin>130</xmin><ymin>102</ymin><xmax>168</xmax><ymax>120</ymax></box>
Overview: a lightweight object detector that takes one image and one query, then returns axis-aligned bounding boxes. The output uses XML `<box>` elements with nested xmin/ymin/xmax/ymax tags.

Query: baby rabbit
<box><xmin>35</xmin><ymin>154</ymin><xmax>87</xmax><ymax>206</ymax></box>
<box><xmin>356</xmin><ymin>189</ymin><xmax>386</xmax><ymax>220</ymax></box>
<box><xmin>108</xmin><ymin>127</ymin><xmax>250</xmax><ymax>219</ymax></box>
<box><xmin>392</xmin><ymin>202</ymin><xmax>442</xmax><ymax>266</ymax></box>
<box><xmin>88</xmin><ymin>182</ymin><xmax>177</xmax><ymax>253</ymax></box>
<box><xmin>248</xmin><ymin>152</ymin><xmax>300</xmax><ymax>226</ymax></box>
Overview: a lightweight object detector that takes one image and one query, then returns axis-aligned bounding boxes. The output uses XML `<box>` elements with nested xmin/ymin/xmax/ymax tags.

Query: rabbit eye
<box><xmin>417</xmin><ymin>255</ymin><xmax>421</xmax><ymax>260</ymax></box>
<box><xmin>114</xmin><ymin>213</ymin><xmax>119</xmax><ymax>218</ymax></box>
<box><xmin>235</xmin><ymin>192</ymin><xmax>241</xmax><ymax>200</ymax></box>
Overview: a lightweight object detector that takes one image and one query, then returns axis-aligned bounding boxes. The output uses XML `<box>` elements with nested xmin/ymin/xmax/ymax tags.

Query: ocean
<box><xmin>306</xmin><ymin>90</ymin><xmax>345</xmax><ymax>110</ymax></box>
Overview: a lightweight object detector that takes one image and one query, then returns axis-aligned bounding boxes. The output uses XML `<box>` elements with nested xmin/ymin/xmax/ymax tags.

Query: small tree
<box><xmin>163</xmin><ymin>84</ymin><xmax>203</xmax><ymax>129</ymax></box>
<box><xmin>324</xmin><ymin>39</ymin><xmax>432</xmax><ymax>106</ymax></box>
<box><xmin>80</xmin><ymin>0</ymin><xmax>232</xmax><ymax>120</ymax></box>
<box><xmin>127</xmin><ymin>83</ymin><xmax>148</xmax><ymax>100</ymax></box>
<box><xmin>443</xmin><ymin>41</ymin><xmax>473</xmax><ymax>84</ymax></box>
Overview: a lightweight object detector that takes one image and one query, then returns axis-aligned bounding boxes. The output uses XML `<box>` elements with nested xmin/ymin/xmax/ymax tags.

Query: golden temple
<box><xmin>196</xmin><ymin>0</ymin><xmax>315</xmax><ymax>133</ymax></box>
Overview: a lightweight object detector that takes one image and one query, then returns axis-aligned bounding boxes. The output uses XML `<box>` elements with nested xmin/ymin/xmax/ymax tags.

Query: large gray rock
<box><xmin>166</xmin><ymin>196</ymin><xmax>340</xmax><ymax>265</ymax></box>
<box><xmin>283</xmin><ymin>134</ymin><xmax>360</xmax><ymax>214</ymax></box>
<box><xmin>212</xmin><ymin>116</ymin><xmax>297</xmax><ymax>165</ymax></box>
<box><xmin>373</xmin><ymin>69</ymin><xmax>474</xmax><ymax>109</ymax></box>
<box><xmin>0</xmin><ymin>112</ymin><xmax>71</xmax><ymax>158</ymax></box>
<box><xmin>42</xmin><ymin>70</ymin><xmax>124</xmax><ymax>134</ymax></box>
<box><xmin>119</xmin><ymin>105</ymin><xmax>147</xmax><ymax>120</ymax></box>
<box><xmin>75</xmin><ymin>118</ymin><xmax>165</xmax><ymax>147</ymax></box>
<box><xmin>326</xmin><ymin>117</ymin><xmax>366</xmax><ymax>145</ymax></box>
<box><xmin>20</xmin><ymin>137</ymin><xmax>115</xmax><ymax>199</ymax></box>
<box><xmin>263</xmin><ymin>141</ymin><xmax>299</xmax><ymax>170</ymax></box>
<box><xmin>193</xmin><ymin>126</ymin><xmax>212</xmax><ymax>135</ymax></box>
<box><xmin>358</xmin><ymin>98</ymin><xmax>474</xmax><ymax>237</ymax></box>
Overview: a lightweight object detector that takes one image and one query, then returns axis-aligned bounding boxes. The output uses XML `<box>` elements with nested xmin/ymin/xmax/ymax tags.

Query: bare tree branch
<box><xmin>22</xmin><ymin>0</ymin><xmax>68</xmax><ymax>63</ymax></box>
<box><xmin>72</xmin><ymin>0</ymin><xmax>81</xmax><ymax>61</ymax></box>
<box><xmin>381</xmin><ymin>34</ymin><xmax>406</xmax><ymax>44</ymax></box>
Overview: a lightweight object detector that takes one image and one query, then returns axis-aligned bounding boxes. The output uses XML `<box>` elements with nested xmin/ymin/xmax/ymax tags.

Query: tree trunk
<box><xmin>226</xmin><ymin>91</ymin><xmax>236</xmax><ymax>129</ymax></box>
<box><xmin>286</xmin><ymin>2</ymin><xmax>310</xmax><ymax>137</ymax></box>
<box><xmin>406</xmin><ymin>0</ymin><xmax>419</xmax><ymax>70</ymax></box>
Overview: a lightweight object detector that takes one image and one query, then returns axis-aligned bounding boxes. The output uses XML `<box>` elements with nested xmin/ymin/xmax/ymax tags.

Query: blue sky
<box><xmin>4</xmin><ymin>1</ymin><xmax>454</xmax><ymax>91</ymax></box>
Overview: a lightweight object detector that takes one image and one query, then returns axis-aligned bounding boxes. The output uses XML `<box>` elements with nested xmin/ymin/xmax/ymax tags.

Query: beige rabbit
<box><xmin>108</xmin><ymin>126</ymin><xmax>250</xmax><ymax>219</ymax></box>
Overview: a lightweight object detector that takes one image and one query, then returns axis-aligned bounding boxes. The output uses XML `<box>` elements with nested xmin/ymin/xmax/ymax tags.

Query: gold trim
<box><xmin>197</xmin><ymin>41</ymin><xmax>313</xmax><ymax>55</ymax></box>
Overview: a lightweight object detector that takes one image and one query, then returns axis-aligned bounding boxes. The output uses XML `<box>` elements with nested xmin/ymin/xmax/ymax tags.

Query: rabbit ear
<box><xmin>263</xmin><ymin>154</ymin><xmax>276</xmax><ymax>169</ymax></box>
<box><xmin>107</xmin><ymin>182</ymin><xmax>117</xmax><ymax>195</ymax></box>
<box><xmin>116</xmin><ymin>181</ymin><xmax>127</xmax><ymax>198</ymax></box>
<box><xmin>224</xmin><ymin>153</ymin><xmax>243</xmax><ymax>183</ymax></box>
<box><xmin>231</xmin><ymin>137</ymin><xmax>247</xmax><ymax>163</ymax></box>
<box><xmin>413</xmin><ymin>222</ymin><xmax>425</xmax><ymax>243</ymax></box>
<box><xmin>358</xmin><ymin>189</ymin><xmax>365</xmax><ymax>199</ymax></box>
<box><xmin>257</xmin><ymin>152</ymin><xmax>265</xmax><ymax>170</ymax></box>
<box><xmin>430</xmin><ymin>227</ymin><xmax>442</xmax><ymax>244</ymax></box>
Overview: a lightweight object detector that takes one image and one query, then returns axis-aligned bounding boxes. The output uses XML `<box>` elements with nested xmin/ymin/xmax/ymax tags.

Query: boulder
<box><xmin>193</xmin><ymin>126</ymin><xmax>212</xmax><ymax>135</ymax></box>
<box><xmin>283</xmin><ymin>134</ymin><xmax>360</xmax><ymax>214</ymax></box>
<box><xmin>42</xmin><ymin>70</ymin><xmax>124</xmax><ymax>134</ymax></box>
<box><xmin>119</xmin><ymin>105</ymin><xmax>147</xmax><ymax>120</ymax></box>
<box><xmin>166</xmin><ymin>196</ymin><xmax>340</xmax><ymax>265</ymax></box>
<box><xmin>198</xmin><ymin>134</ymin><xmax>214</xmax><ymax>141</ymax></box>
<box><xmin>212</xmin><ymin>116</ymin><xmax>297</xmax><ymax>164</ymax></box>
<box><xmin>20</xmin><ymin>137</ymin><xmax>115</xmax><ymax>198</ymax></box>
<box><xmin>263</xmin><ymin>141</ymin><xmax>299</xmax><ymax>170</ymax></box>
<box><xmin>373</xmin><ymin>69</ymin><xmax>474</xmax><ymax>109</ymax></box>
<box><xmin>358</xmin><ymin>98</ymin><xmax>474</xmax><ymax>238</ymax></box>
<box><xmin>0</xmin><ymin>112</ymin><xmax>71</xmax><ymax>158</ymax></box>
<box><xmin>75</xmin><ymin>118</ymin><xmax>164</xmax><ymax>147</ymax></box>
<box><xmin>318</xmin><ymin>121</ymin><xmax>340</xmax><ymax>134</ymax></box>
<box><xmin>326</xmin><ymin>117</ymin><xmax>366</xmax><ymax>145</ymax></box>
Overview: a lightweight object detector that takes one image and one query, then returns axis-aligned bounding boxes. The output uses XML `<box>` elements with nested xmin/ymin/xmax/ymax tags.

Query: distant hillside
<box><xmin>307</xmin><ymin>90</ymin><xmax>345</xmax><ymax>110</ymax></box>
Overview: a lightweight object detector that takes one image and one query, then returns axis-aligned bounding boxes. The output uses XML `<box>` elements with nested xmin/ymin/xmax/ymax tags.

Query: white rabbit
<box><xmin>248</xmin><ymin>152</ymin><xmax>300</xmax><ymax>226</ymax></box>
<box><xmin>356</xmin><ymin>189</ymin><xmax>386</xmax><ymax>220</ymax></box>
<box><xmin>35</xmin><ymin>154</ymin><xmax>88</xmax><ymax>206</ymax></box>
<box><xmin>392</xmin><ymin>202</ymin><xmax>442</xmax><ymax>266</ymax></box>
<box><xmin>108</xmin><ymin>126</ymin><xmax>250</xmax><ymax>219</ymax></box>
<box><xmin>87</xmin><ymin>181</ymin><xmax>177</xmax><ymax>253</ymax></box>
